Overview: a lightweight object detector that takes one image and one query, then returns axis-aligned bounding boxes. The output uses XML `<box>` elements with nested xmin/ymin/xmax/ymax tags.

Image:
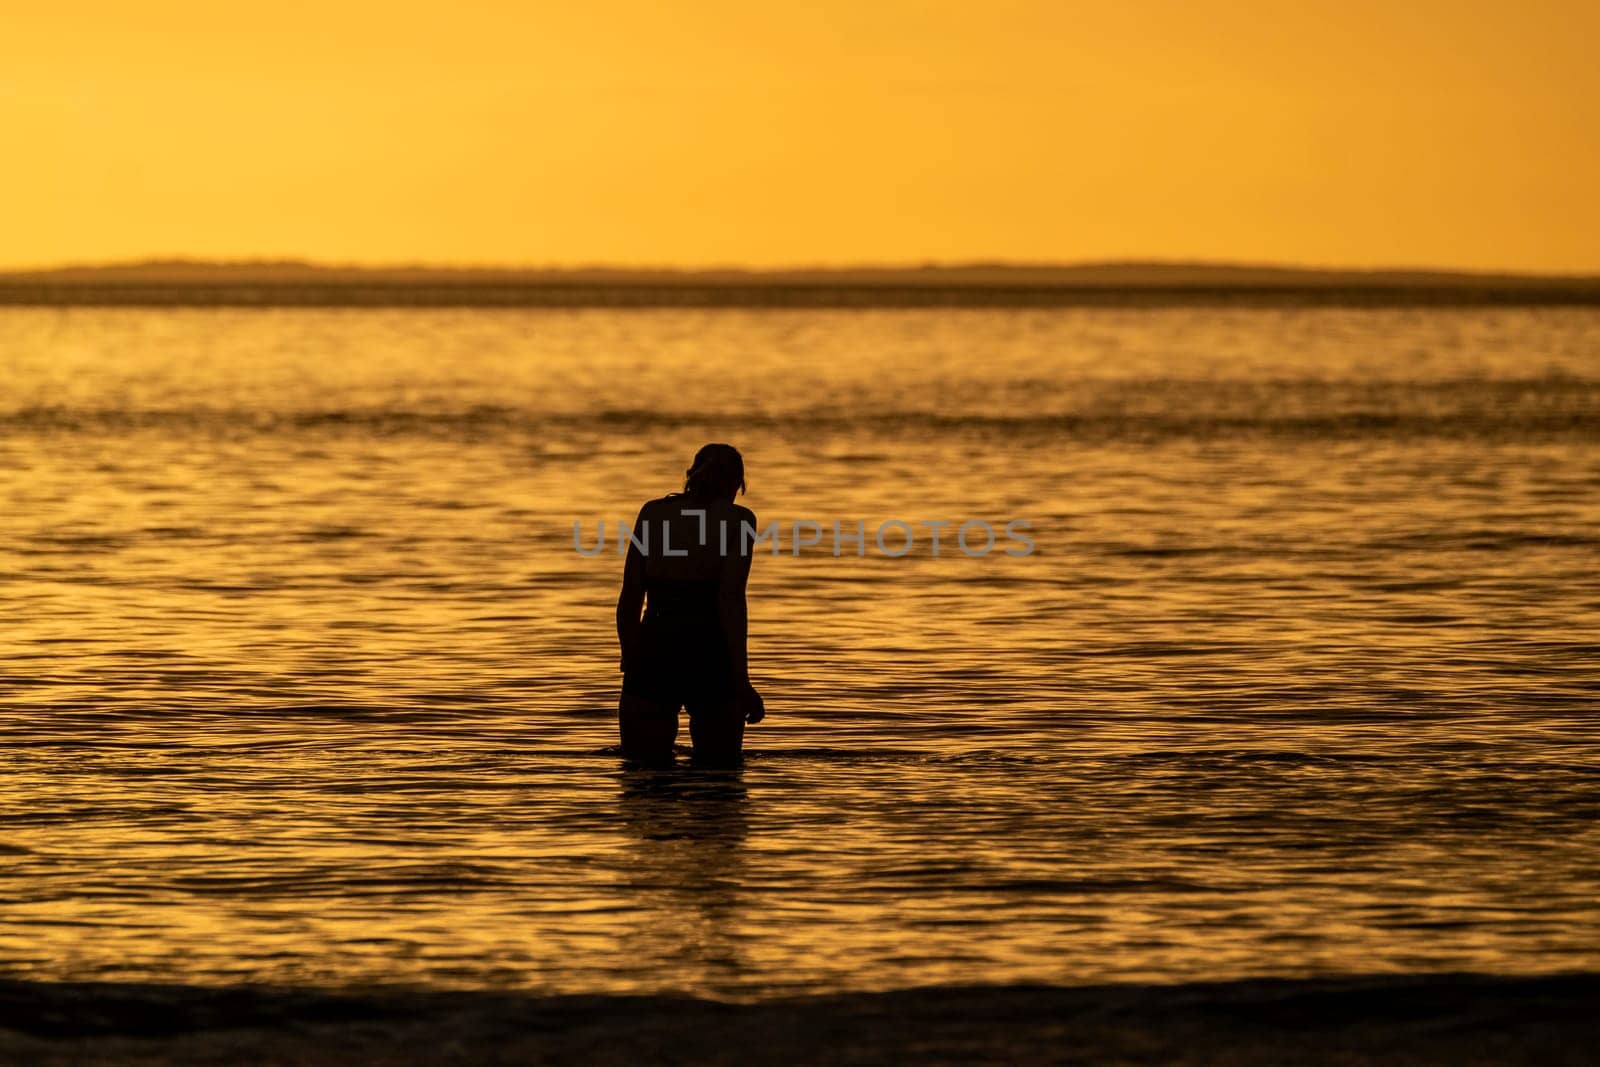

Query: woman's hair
<box><xmin>683</xmin><ymin>443</ymin><xmax>746</xmax><ymax>499</ymax></box>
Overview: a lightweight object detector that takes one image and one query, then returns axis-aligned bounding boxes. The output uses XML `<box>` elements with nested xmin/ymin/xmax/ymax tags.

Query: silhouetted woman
<box><xmin>617</xmin><ymin>443</ymin><xmax>764</xmax><ymax>766</ymax></box>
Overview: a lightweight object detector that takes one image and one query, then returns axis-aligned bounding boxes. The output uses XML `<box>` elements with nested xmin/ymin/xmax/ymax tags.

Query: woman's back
<box><xmin>637</xmin><ymin>493</ymin><xmax>752</xmax><ymax>584</ymax></box>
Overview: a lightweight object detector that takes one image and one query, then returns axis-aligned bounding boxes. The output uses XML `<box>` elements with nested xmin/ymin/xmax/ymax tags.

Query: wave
<box><xmin>2</xmin><ymin>403</ymin><xmax>1595</xmax><ymax>440</ymax></box>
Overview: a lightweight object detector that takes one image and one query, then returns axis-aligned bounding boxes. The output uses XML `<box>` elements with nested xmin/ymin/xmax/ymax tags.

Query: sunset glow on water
<box><xmin>1</xmin><ymin>307</ymin><xmax>1597</xmax><ymax>998</ymax></box>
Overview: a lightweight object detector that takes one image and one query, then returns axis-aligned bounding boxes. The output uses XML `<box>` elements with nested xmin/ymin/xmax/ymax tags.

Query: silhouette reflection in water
<box><xmin>617</xmin><ymin>443</ymin><xmax>765</xmax><ymax>768</ymax></box>
<box><xmin>615</xmin><ymin>768</ymin><xmax>751</xmax><ymax>991</ymax></box>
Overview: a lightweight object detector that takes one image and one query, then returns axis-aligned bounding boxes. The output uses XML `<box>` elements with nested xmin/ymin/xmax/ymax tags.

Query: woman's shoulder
<box><xmin>638</xmin><ymin>495</ymin><xmax>754</xmax><ymax>521</ymax></box>
<box><xmin>700</xmin><ymin>498</ymin><xmax>756</xmax><ymax>527</ymax></box>
<box><xmin>636</xmin><ymin>494</ymin><xmax>682</xmax><ymax>517</ymax></box>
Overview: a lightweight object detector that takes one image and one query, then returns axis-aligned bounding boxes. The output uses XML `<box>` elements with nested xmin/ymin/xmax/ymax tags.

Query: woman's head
<box><xmin>684</xmin><ymin>443</ymin><xmax>746</xmax><ymax>500</ymax></box>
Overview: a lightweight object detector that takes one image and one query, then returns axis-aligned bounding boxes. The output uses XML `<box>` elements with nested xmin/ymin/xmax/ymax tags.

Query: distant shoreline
<box><xmin>4</xmin><ymin>284</ymin><xmax>1599</xmax><ymax>308</ymax></box>
<box><xmin>4</xmin><ymin>261</ymin><xmax>1598</xmax><ymax>307</ymax></box>
<box><xmin>2</xmin><ymin>972</ymin><xmax>1595</xmax><ymax>1065</ymax></box>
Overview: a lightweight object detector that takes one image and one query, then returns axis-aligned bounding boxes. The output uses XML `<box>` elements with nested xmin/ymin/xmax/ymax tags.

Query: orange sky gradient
<box><xmin>5</xmin><ymin>0</ymin><xmax>1598</xmax><ymax>272</ymax></box>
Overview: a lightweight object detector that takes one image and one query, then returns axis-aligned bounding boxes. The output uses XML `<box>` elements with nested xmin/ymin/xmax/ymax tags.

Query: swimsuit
<box><xmin>621</xmin><ymin>576</ymin><xmax>735</xmax><ymax>715</ymax></box>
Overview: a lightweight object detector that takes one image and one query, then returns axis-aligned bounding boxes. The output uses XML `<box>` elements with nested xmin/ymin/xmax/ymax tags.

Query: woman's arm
<box><xmin>615</xmin><ymin>507</ymin><xmax>648</xmax><ymax>672</ymax></box>
<box><xmin>718</xmin><ymin>556</ymin><xmax>752</xmax><ymax>684</ymax></box>
<box><xmin>719</xmin><ymin>508</ymin><xmax>763</xmax><ymax>722</ymax></box>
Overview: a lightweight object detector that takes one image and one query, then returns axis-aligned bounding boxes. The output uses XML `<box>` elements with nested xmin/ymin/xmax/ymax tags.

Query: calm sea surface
<box><xmin>1</xmin><ymin>307</ymin><xmax>1596</xmax><ymax>998</ymax></box>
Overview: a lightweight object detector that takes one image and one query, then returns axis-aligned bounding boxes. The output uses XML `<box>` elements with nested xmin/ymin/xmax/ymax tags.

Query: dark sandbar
<box><xmin>2</xmin><ymin>972</ymin><xmax>1596</xmax><ymax>1065</ymax></box>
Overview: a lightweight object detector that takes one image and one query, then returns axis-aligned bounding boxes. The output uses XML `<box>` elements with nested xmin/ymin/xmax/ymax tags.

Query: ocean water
<box><xmin>0</xmin><ymin>306</ymin><xmax>1596</xmax><ymax>999</ymax></box>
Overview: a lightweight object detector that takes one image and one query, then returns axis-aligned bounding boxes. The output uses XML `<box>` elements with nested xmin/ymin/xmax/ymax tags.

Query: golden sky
<box><xmin>5</xmin><ymin>0</ymin><xmax>1597</xmax><ymax>271</ymax></box>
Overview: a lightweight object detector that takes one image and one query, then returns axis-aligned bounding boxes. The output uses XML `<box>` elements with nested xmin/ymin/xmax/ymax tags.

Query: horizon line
<box><xmin>5</xmin><ymin>256</ymin><xmax>1600</xmax><ymax>281</ymax></box>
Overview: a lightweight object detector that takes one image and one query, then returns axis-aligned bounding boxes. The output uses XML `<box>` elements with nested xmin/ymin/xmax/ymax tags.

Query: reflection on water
<box><xmin>0</xmin><ymin>307</ymin><xmax>1596</xmax><ymax>996</ymax></box>
<box><xmin>616</xmin><ymin>769</ymin><xmax>750</xmax><ymax>993</ymax></box>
